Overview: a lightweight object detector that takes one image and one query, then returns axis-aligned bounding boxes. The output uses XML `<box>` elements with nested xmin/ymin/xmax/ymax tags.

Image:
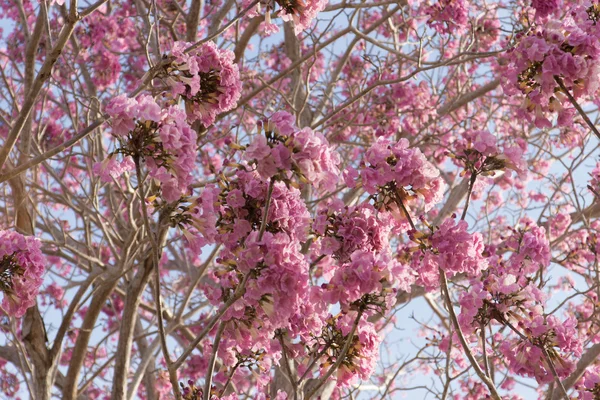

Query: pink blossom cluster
<box><xmin>345</xmin><ymin>137</ymin><xmax>445</xmax><ymax>212</ymax></box>
<box><xmin>181</xmin><ymin>165</ymin><xmax>403</xmax><ymax>388</ymax></box>
<box><xmin>278</xmin><ymin>0</ymin><xmax>328</xmax><ymax>35</ymax></box>
<box><xmin>311</xmin><ymin>201</ymin><xmax>414</xmax><ymax>310</ymax></box>
<box><xmin>101</xmin><ymin>95</ymin><xmax>198</xmax><ymax>202</ymax></box>
<box><xmin>458</xmin><ymin>272</ymin><xmax>580</xmax><ymax>383</ymax></box>
<box><xmin>457</xmin><ymin>221</ymin><xmax>581</xmax><ymax>384</ymax></box>
<box><xmin>453</xmin><ymin>130</ymin><xmax>527</xmax><ymax>177</ymax></box>
<box><xmin>244</xmin><ymin>111</ymin><xmax>341</xmax><ymax>191</ymax></box>
<box><xmin>314</xmin><ymin>314</ymin><xmax>381</xmax><ymax>386</ymax></box>
<box><xmin>500</xmin><ymin>219</ymin><xmax>551</xmax><ymax>274</ymax></box>
<box><xmin>245</xmin><ymin>0</ymin><xmax>327</xmax><ymax>35</ymax></box>
<box><xmin>502</xmin><ymin>2</ymin><xmax>600</xmax><ymax>128</ymax></box>
<box><xmin>0</xmin><ymin>230</ymin><xmax>46</xmax><ymax>317</ymax></box>
<box><xmin>578</xmin><ymin>365</ymin><xmax>600</xmax><ymax>400</ymax></box>
<box><xmin>590</xmin><ymin>161</ymin><xmax>600</xmax><ymax>194</ymax></box>
<box><xmin>425</xmin><ymin>0</ymin><xmax>469</xmax><ymax>34</ymax></box>
<box><xmin>183</xmin><ymin>170</ymin><xmax>312</xmax><ymax>252</ymax></box>
<box><xmin>410</xmin><ymin>218</ymin><xmax>487</xmax><ymax>291</ymax></box>
<box><xmin>313</xmin><ymin>202</ymin><xmax>393</xmax><ymax>263</ymax></box>
<box><xmin>499</xmin><ymin>315</ymin><xmax>580</xmax><ymax>384</ymax></box>
<box><xmin>216</xmin><ymin>231</ymin><xmax>314</xmax><ymax>342</ymax></box>
<box><xmin>186</xmin><ymin>172</ymin><xmax>319</xmax><ymax>378</ymax></box>
<box><xmin>323</xmin><ymin>250</ymin><xmax>411</xmax><ymax>311</ymax></box>
<box><xmin>168</xmin><ymin>41</ymin><xmax>242</xmax><ymax>127</ymax></box>
<box><xmin>531</xmin><ymin>0</ymin><xmax>560</xmax><ymax>19</ymax></box>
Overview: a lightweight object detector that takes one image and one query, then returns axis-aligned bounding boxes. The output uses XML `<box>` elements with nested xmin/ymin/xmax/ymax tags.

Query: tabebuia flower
<box><xmin>244</xmin><ymin>0</ymin><xmax>327</xmax><ymax>35</ymax></box>
<box><xmin>425</xmin><ymin>0</ymin><xmax>469</xmax><ymax>34</ymax></box>
<box><xmin>201</xmin><ymin>230</ymin><xmax>317</xmax><ymax>369</ymax></box>
<box><xmin>347</xmin><ymin>137</ymin><xmax>445</xmax><ymax>216</ymax></box>
<box><xmin>531</xmin><ymin>0</ymin><xmax>560</xmax><ymax>19</ymax></box>
<box><xmin>452</xmin><ymin>130</ymin><xmax>527</xmax><ymax>177</ymax></box>
<box><xmin>166</xmin><ymin>41</ymin><xmax>242</xmax><ymax>127</ymax></box>
<box><xmin>499</xmin><ymin>315</ymin><xmax>580</xmax><ymax>384</ymax></box>
<box><xmin>578</xmin><ymin>365</ymin><xmax>600</xmax><ymax>400</ymax></box>
<box><xmin>102</xmin><ymin>95</ymin><xmax>197</xmax><ymax>202</ymax></box>
<box><xmin>244</xmin><ymin>111</ymin><xmax>341</xmax><ymax>191</ymax></box>
<box><xmin>502</xmin><ymin>2</ymin><xmax>600</xmax><ymax>128</ymax></box>
<box><xmin>409</xmin><ymin>218</ymin><xmax>488</xmax><ymax>291</ymax></box>
<box><xmin>0</xmin><ymin>230</ymin><xmax>45</xmax><ymax>317</ymax></box>
<box><xmin>310</xmin><ymin>313</ymin><xmax>381</xmax><ymax>387</ymax></box>
<box><xmin>457</xmin><ymin>263</ymin><xmax>548</xmax><ymax>339</ymax></box>
<box><xmin>323</xmin><ymin>250</ymin><xmax>412</xmax><ymax>312</ymax></box>
<box><xmin>277</xmin><ymin>0</ymin><xmax>328</xmax><ymax>34</ymax></box>
<box><xmin>501</xmin><ymin>218</ymin><xmax>551</xmax><ymax>274</ymax></box>
<box><xmin>312</xmin><ymin>202</ymin><xmax>393</xmax><ymax>263</ymax></box>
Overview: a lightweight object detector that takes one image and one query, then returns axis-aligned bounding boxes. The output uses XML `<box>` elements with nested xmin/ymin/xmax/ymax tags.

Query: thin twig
<box><xmin>541</xmin><ymin>347</ymin><xmax>570</xmax><ymax>400</ymax></box>
<box><xmin>258</xmin><ymin>179</ymin><xmax>275</xmax><ymax>241</ymax></box>
<box><xmin>134</xmin><ymin>156</ymin><xmax>181</xmax><ymax>400</ymax></box>
<box><xmin>439</xmin><ymin>269</ymin><xmax>502</xmax><ymax>400</ymax></box>
<box><xmin>278</xmin><ymin>332</ymin><xmax>299</xmax><ymax>400</ymax></box>
<box><xmin>554</xmin><ymin>76</ymin><xmax>600</xmax><ymax>141</ymax></box>
<box><xmin>203</xmin><ymin>322</ymin><xmax>227</xmax><ymax>400</ymax></box>
<box><xmin>461</xmin><ymin>172</ymin><xmax>477</xmax><ymax>221</ymax></box>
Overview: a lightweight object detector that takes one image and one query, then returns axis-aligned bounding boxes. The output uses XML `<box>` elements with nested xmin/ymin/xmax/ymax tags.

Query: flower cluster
<box><xmin>247</xmin><ymin>0</ymin><xmax>328</xmax><ymax>35</ymax></box>
<box><xmin>425</xmin><ymin>0</ymin><xmax>469</xmax><ymax>35</ymax></box>
<box><xmin>452</xmin><ymin>130</ymin><xmax>527</xmax><ymax>178</ymax></box>
<box><xmin>457</xmin><ymin>221</ymin><xmax>581</xmax><ymax>384</ymax></box>
<box><xmin>502</xmin><ymin>2</ymin><xmax>600</xmax><ymax>128</ymax></box>
<box><xmin>578</xmin><ymin>365</ymin><xmax>600</xmax><ymax>400</ymax></box>
<box><xmin>500</xmin><ymin>219</ymin><xmax>551</xmax><ymax>274</ymax></box>
<box><xmin>345</xmin><ymin>137</ymin><xmax>445</xmax><ymax>214</ymax></box>
<box><xmin>278</xmin><ymin>0</ymin><xmax>328</xmax><ymax>34</ymax></box>
<box><xmin>410</xmin><ymin>218</ymin><xmax>488</xmax><ymax>291</ymax></box>
<box><xmin>179</xmin><ymin>169</ymin><xmax>312</xmax><ymax>253</ymax></box>
<box><xmin>323</xmin><ymin>250</ymin><xmax>410</xmax><ymax>312</ymax></box>
<box><xmin>102</xmin><ymin>95</ymin><xmax>198</xmax><ymax>202</ymax></box>
<box><xmin>0</xmin><ymin>230</ymin><xmax>46</xmax><ymax>317</ymax></box>
<box><xmin>499</xmin><ymin>315</ymin><xmax>579</xmax><ymax>384</ymax></box>
<box><xmin>167</xmin><ymin>41</ymin><xmax>242</xmax><ymax>127</ymax></box>
<box><xmin>313</xmin><ymin>202</ymin><xmax>393</xmax><ymax>263</ymax></box>
<box><xmin>244</xmin><ymin>111</ymin><xmax>341</xmax><ymax>191</ymax></box>
<box><xmin>590</xmin><ymin>161</ymin><xmax>600</xmax><ymax>195</ymax></box>
<box><xmin>311</xmin><ymin>313</ymin><xmax>381</xmax><ymax>387</ymax></box>
<box><xmin>531</xmin><ymin>0</ymin><xmax>560</xmax><ymax>20</ymax></box>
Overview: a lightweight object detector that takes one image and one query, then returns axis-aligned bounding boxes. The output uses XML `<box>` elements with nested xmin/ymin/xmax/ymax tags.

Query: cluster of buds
<box><xmin>180</xmin><ymin>380</ymin><xmax>202</xmax><ymax>400</ymax></box>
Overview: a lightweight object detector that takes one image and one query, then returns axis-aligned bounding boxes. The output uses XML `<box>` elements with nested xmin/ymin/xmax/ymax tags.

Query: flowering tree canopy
<box><xmin>2</xmin><ymin>0</ymin><xmax>600</xmax><ymax>399</ymax></box>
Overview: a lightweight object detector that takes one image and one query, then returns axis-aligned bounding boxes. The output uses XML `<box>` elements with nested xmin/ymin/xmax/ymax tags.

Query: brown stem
<box><xmin>554</xmin><ymin>76</ymin><xmax>600</xmax><ymax>141</ymax></box>
<box><xmin>439</xmin><ymin>269</ymin><xmax>502</xmax><ymax>400</ymax></box>
<box><xmin>460</xmin><ymin>172</ymin><xmax>477</xmax><ymax>221</ymax></box>
<box><xmin>203</xmin><ymin>322</ymin><xmax>227</xmax><ymax>400</ymax></box>
<box><xmin>134</xmin><ymin>157</ymin><xmax>181</xmax><ymax>399</ymax></box>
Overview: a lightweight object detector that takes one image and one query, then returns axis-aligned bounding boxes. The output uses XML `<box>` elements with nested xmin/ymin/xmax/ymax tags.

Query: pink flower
<box><xmin>245</xmin><ymin>112</ymin><xmax>341</xmax><ymax>191</ymax></box>
<box><xmin>93</xmin><ymin>155</ymin><xmax>134</xmax><ymax>183</ymax></box>
<box><xmin>105</xmin><ymin>94</ymin><xmax>136</xmax><ymax>136</ymax></box>
<box><xmin>0</xmin><ymin>231</ymin><xmax>46</xmax><ymax>317</ymax></box>
<box><xmin>531</xmin><ymin>0</ymin><xmax>560</xmax><ymax>19</ymax></box>
<box><xmin>426</xmin><ymin>0</ymin><xmax>469</xmax><ymax>34</ymax></box>
<box><xmin>167</xmin><ymin>41</ymin><xmax>242</xmax><ymax>127</ymax></box>
<box><xmin>412</xmin><ymin>218</ymin><xmax>488</xmax><ymax>291</ymax></box>
<box><xmin>277</xmin><ymin>0</ymin><xmax>328</xmax><ymax>35</ymax></box>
